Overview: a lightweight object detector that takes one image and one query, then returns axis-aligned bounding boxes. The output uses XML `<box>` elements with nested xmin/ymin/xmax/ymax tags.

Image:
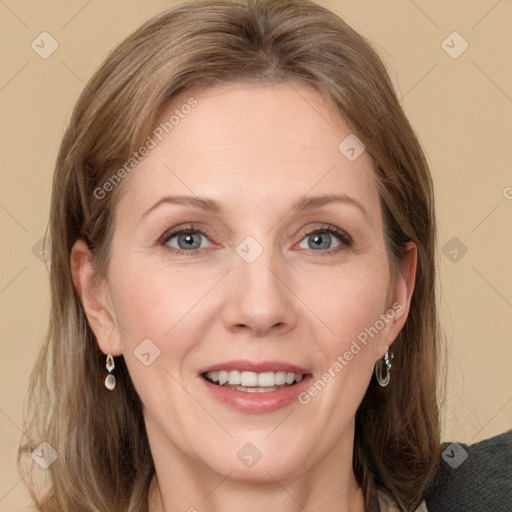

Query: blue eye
<box><xmin>298</xmin><ymin>227</ymin><xmax>352</xmax><ymax>253</ymax></box>
<box><xmin>160</xmin><ymin>224</ymin><xmax>352</xmax><ymax>255</ymax></box>
<box><xmin>163</xmin><ymin>228</ymin><xmax>211</xmax><ymax>253</ymax></box>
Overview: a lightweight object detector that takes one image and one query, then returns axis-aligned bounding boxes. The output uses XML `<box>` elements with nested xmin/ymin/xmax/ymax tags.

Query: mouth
<box><xmin>198</xmin><ymin>360</ymin><xmax>312</xmax><ymax>414</ymax></box>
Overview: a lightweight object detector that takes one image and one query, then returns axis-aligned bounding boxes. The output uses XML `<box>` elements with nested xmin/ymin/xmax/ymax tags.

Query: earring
<box><xmin>374</xmin><ymin>346</ymin><xmax>393</xmax><ymax>387</ymax></box>
<box><xmin>104</xmin><ymin>353</ymin><xmax>116</xmax><ymax>390</ymax></box>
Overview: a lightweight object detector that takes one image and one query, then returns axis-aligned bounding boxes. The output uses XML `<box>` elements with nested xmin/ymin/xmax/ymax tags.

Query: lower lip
<box><xmin>199</xmin><ymin>375</ymin><xmax>312</xmax><ymax>414</ymax></box>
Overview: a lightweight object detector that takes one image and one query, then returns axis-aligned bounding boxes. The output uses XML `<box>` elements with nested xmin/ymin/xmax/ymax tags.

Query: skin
<box><xmin>71</xmin><ymin>83</ymin><xmax>416</xmax><ymax>512</ymax></box>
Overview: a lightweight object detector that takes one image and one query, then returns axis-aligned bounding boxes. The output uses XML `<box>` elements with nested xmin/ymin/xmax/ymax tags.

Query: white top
<box><xmin>378</xmin><ymin>491</ymin><xmax>429</xmax><ymax>511</ymax></box>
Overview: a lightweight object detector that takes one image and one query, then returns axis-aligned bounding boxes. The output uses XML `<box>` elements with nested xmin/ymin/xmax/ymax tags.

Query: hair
<box><xmin>19</xmin><ymin>1</ymin><xmax>446</xmax><ymax>510</ymax></box>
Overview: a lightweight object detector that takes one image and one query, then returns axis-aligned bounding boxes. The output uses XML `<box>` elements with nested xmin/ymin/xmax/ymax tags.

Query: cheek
<box><xmin>295</xmin><ymin>270</ymin><xmax>390</xmax><ymax>427</ymax></box>
<box><xmin>109</xmin><ymin>261</ymin><xmax>213</xmax><ymax>342</ymax></box>
<box><xmin>295</xmin><ymin>260</ymin><xmax>391</xmax><ymax>353</ymax></box>
<box><xmin>106</xmin><ymin>266</ymin><xmax>195</xmax><ymax>393</ymax></box>
<box><xmin>107</xmin><ymin>263</ymin><xmax>212</xmax><ymax>410</ymax></box>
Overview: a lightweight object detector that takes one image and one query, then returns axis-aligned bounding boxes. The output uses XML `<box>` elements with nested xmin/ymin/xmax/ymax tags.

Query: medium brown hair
<box><xmin>19</xmin><ymin>1</ymin><xmax>445</xmax><ymax>510</ymax></box>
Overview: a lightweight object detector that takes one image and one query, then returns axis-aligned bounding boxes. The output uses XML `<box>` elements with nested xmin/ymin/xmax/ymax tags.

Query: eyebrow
<box><xmin>141</xmin><ymin>193</ymin><xmax>369</xmax><ymax>221</ymax></box>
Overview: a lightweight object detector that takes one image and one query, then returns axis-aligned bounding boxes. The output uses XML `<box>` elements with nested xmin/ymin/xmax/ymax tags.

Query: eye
<box><xmin>298</xmin><ymin>225</ymin><xmax>352</xmax><ymax>253</ymax></box>
<box><xmin>161</xmin><ymin>226</ymin><xmax>212</xmax><ymax>254</ymax></box>
<box><xmin>160</xmin><ymin>223</ymin><xmax>352</xmax><ymax>256</ymax></box>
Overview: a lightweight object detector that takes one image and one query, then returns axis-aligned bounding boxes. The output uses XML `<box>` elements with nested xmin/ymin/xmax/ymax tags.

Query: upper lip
<box><xmin>199</xmin><ymin>359</ymin><xmax>310</xmax><ymax>375</ymax></box>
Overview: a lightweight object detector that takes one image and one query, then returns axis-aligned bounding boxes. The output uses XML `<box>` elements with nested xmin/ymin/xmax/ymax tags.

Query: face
<box><xmin>74</xmin><ymin>83</ymin><xmax>415</xmax><ymax>485</ymax></box>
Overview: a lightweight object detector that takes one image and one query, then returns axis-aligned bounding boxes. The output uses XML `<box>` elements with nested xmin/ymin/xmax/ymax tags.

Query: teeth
<box><xmin>241</xmin><ymin>371</ymin><xmax>258</xmax><ymax>386</ymax></box>
<box><xmin>275</xmin><ymin>371</ymin><xmax>287</xmax><ymax>385</ymax></box>
<box><xmin>227</xmin><ymin>371</ymin><xmax>240</xmax><ymax>385</ymax></box>
<box><xmin>205</xmin><ymin>370</ymin><xmax>305</xmax><ymax>387</ymax></box>
<box><xmin>258</xmin><ymin>372</ymin><xmax>275</xmax><ymax>387</ymax></box>
<box><xmin>234</xmin><ymin>385</ymin><xmax>279</xmax><ymax>392</ymax></box>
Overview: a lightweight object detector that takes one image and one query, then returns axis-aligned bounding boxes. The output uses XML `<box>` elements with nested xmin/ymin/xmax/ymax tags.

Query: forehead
<box><xmin>116</xmin><ymin>83</ymin><xmax>379</xmax><ymax>221</ymax></box>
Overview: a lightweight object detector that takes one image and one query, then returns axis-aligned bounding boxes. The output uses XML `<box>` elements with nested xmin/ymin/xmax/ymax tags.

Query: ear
<box><xmin>70</xmin><ymin>239</ymin><xmax>123</xmax><ymax>356</ymax></box>
<box><xmin>380</xmin><ymin>241</ymin><xmax>417</xmax><ymax>355</ymax></box>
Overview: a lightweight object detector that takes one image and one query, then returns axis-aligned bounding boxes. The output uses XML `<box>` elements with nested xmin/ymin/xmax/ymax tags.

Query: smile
<box><xmin>198</xmin><ymin>360</ymin><xmax>312</xmax><ymax>413</ymax></box>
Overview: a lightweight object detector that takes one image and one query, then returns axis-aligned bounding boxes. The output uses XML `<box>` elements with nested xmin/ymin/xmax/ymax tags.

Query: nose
<box><xmin>221</xmin><ymin>250</ymin><xmax>298</xmax><ymax>338</ymax></box>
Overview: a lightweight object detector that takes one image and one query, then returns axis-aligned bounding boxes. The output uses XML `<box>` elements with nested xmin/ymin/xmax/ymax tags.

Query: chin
<box><xmin>197</xmin><ymin>442</ymin><xmax>312</xmax><ymax>485</ymax></box>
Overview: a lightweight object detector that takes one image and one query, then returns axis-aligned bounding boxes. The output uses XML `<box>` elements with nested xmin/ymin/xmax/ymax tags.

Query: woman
<box><xmin>18</xmin><ymin>1</ymin><xmax>511</xmax><ymax>511</ymax></box>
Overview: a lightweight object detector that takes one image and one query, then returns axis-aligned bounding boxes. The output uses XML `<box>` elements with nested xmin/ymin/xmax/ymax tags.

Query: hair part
<box><xmin>19</xmin><ymin>1</ymin><xmax>445</xmax><ymax>510</ymax></box>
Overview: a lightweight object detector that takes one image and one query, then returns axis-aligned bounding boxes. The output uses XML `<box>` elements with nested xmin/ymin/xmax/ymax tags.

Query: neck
<box><xmin>149</xmin><ymin>474</ymin><xmax>365</xmax><ymax>512</ymax></box>
<box><xmin>146</xmin><ymin>419</ymin><xmax>366</xmax><ymax>512</ymax></box>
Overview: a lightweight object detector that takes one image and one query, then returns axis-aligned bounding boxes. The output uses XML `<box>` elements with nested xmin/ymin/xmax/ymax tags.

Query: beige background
<box><xmin>1</xmin><ymin>0</ymin><xmax>511</xmax><ymax>508</ymax></box>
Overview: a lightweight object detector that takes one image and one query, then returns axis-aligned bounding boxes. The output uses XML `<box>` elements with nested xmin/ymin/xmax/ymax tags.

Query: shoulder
<box><xmin>424</xmin><ymin>429</ymin><xmax>512</xmax><ymax>512</ymax></box>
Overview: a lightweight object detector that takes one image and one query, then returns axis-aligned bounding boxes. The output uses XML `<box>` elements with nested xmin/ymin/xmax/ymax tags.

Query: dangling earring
<box><xmin>104</xmin><ymin>353</ymin><xmax>116</xmax><ymax>390</ymax></box>
<box><xmin>374</xmin><ymin>346</ymin><xmax>393</xmax><ymax>387</ymax></box>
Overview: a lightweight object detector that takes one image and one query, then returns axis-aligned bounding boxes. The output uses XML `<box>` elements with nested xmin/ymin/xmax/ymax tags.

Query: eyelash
<box><xmin>160</xmin><ymin>223</ymin><xmax>353</xmax><ymax>256</ymax></box>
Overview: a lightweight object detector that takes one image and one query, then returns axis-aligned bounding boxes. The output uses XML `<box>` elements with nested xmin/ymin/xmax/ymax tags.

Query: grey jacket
<box><xmin>424</xmin><ymin>429</ymin><xmax>512</xmax><ymax>511</ymax></box>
